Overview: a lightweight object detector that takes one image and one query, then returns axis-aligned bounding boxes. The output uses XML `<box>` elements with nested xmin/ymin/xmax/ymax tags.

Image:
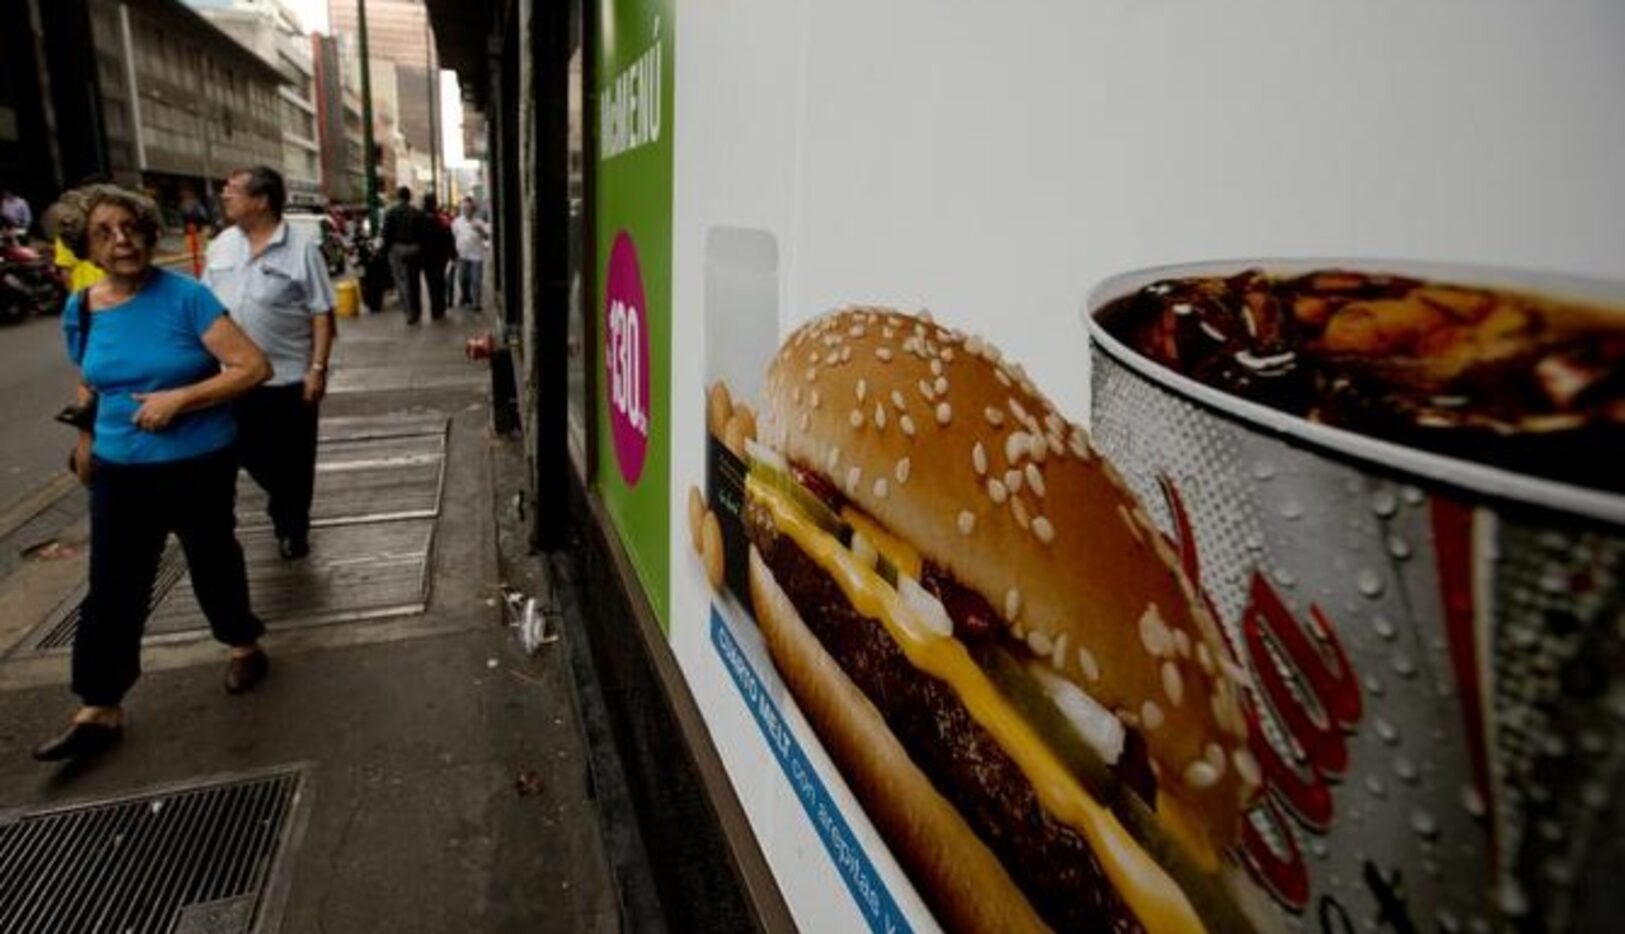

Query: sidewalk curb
<box><xmin>0</xmin><ymin>473</ymin><xmax>77</xmax><ymax>543</ymax></box>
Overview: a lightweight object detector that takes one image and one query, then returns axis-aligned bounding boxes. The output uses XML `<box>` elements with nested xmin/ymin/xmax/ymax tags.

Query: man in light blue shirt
<box><xmin>204</xmin><ymin>166</ymin><xmax>336</xmax><ymax>560</ymax></box>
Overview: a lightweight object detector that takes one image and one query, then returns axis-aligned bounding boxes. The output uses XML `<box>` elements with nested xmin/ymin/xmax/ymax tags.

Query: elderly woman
<box><xmin>33</xmin><ymin>185</ymin><xmax>273</xmax><ymax>763</ymax></box>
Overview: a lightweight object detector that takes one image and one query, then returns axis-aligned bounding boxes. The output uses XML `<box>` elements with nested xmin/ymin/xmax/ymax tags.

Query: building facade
<box><xmin>93</xmin><ymin>0</ymin><xmax>284</xmax><ymax>221</ymax></box>
<box><xmin>328</xmin><ymin>0</ymin><xmax>442</xmax><ymax>198</ymax></box>
<box><xmin>189</xmin><ymin>0</ymin><xmax>323</xmax><ymax>207</ymax></box>
<box><xmin>0</xmin><ymin>0</ymin><xmax>283</xmax><ymax>227</ymax></box>
<box><xmin>312</xmin><ymin>32</ymin><xmax>366</xmax><ymax>204</ymax></box>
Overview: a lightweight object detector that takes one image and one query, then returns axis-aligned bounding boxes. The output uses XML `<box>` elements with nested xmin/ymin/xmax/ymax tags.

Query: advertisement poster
<box><xmin>595</xmin><ymin>0</ymin><xmax>674</xmax><ymax>625</ymax></box>
<box><xmin>650</xmin><ymin>3</ymin><xmax>1625</xmax><ymax>932</ymax></box>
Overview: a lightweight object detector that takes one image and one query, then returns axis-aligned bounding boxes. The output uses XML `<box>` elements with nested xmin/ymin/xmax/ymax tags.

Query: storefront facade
<box><xmin>431</xmin><ymin>3</ymin><xmax>1625</xmax><ymax>931</ymax></box>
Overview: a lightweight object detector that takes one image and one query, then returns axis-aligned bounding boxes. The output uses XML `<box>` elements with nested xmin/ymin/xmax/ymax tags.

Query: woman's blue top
<box><xmin>63</xmin><ymin>270</ymin><xmax>236</xmax><ymax>464</ymax></box>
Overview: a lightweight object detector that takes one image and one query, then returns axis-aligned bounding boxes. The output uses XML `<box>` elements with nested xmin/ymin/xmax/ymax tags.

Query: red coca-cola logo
<box><xmin>1158</xmin><ymin>477</ymin><xmax>1363</xmax><ymax>913</ymax></box>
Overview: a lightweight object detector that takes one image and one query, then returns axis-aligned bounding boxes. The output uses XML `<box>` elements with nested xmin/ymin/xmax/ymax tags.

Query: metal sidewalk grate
<box><xmin>0</xmin><ymin>767</ymin><xmax>306</xmax><ymax>934</ymax></box>
<box><xmin>145</xmin><ymin>519</ymin><xmax>436</xmax><ymax>638</ymax></box>
<box><xmin>236</xmin><ymin>427</ymin><xmax>448</xmax><ymax>532</ymax></box>
<box><xmin>33</xmin><ymin>542</ymin><xmax>188</xmax><ymax>650</ymax></box>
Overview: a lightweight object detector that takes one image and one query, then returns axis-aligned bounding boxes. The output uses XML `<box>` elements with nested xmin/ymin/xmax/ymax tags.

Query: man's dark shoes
<box><xmin>32</xmin><ymin>721</ymin><xmax>123</xmax><ymax>762</ymax></box>
<box><xmin>225</xmin><ymin>649</ymin><xmax>270</xmax><ymax>695</ymax></box>
<box><xmin>277</xmin><ymin>534</ymin><xmax>309</xmax><ymax>561</ymax></box>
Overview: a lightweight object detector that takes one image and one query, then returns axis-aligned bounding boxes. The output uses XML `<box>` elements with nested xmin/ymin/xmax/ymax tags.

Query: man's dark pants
<box><xmin>75</xmin><ymin>447</ymin><xmax>264</xmax><ymax>706</ymax></box>
<box><xmin>422</xmin><ymin>254</ymin><xmax>449</xmax><ymax>320</ymax></box>
<box><xmin>388</xmin><ymin>244</ymin><xmax>422</xmax><ymax>322</ymax></box>
<box><xmin>236</xmin><ymin>383</ymin><xmax>319</xmax><ymax>546</ymax></box>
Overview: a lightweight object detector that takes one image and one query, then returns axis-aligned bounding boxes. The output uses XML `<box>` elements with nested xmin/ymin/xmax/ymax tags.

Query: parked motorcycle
<box><xmin>0</xmin><ymin>227</ymin><xmax>66</xmax><ymax>322</ymax></box>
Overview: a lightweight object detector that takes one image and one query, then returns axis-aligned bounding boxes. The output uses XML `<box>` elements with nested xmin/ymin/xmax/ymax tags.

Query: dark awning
<box><xmin>424</xmin><ymin>0</ymin><xmax>498</xmax><ymax>108</ymax></box>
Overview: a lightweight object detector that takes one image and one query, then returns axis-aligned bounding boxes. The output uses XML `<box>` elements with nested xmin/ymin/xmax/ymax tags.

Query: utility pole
<box><xmin>357</xmin><ymin>0</ymin><xmax>379</xmax><ymax>232</ymax></box>
<box><xmin>424</xmin><ymin>15</ymin><xmax>439</xmax><ymax>201</ymax></box>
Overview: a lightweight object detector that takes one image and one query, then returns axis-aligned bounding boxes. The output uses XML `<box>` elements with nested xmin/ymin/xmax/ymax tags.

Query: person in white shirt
<box><xmin>451</xmin><ymin>197</ymin><xmax>489</xmax><ymax>309</ymax></box>
<box><xmin>204</xmin><ymin>166</ymin><xmax>337</xmax><ymax>561</ymax></box>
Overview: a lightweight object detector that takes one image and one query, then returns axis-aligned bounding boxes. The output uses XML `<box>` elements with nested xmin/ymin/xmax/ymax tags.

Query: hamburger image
<box><xmin>736</xmin><ymin>308</ymin><xmax>1261</xmax><ymax>933</ymax></box>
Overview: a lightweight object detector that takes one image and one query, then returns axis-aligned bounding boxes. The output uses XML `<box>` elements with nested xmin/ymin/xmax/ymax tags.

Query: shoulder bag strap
<box><xmin>76</xmin><ymin>287</ymin><xmax>93</xmax><ymax>363</ymax></box>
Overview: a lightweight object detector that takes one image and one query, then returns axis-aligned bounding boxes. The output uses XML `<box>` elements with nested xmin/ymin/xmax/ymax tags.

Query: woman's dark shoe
<box><xmin>32</xmin><ymin>721</ymin><xmax>123</xmax><ymax>762</ymax></box>
<box><xmin>224</xmin><ymin>649</ymin><xmax>270</xmax><ymax>694</ymax></box>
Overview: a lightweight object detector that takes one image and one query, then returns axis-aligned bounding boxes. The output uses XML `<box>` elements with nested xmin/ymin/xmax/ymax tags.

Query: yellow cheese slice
<box><xmin>751</xmin><ymin>475</ymin><xmax>1206</xmax><ymax>934</ymax></box>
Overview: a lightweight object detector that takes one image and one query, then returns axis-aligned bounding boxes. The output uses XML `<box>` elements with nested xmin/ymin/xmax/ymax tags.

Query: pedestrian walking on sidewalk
<box><xmin>207</xmin><ymin>166</ymin><xmax>337</xmax><ymax>561</ymax></box>
<box><xmin>380</xmin><ymin>186</ymin><xmax>424</xmax><ymax>323</ymax></box>
<box><xmin>419</xmin><ymin>194</ymin><xmax>455</xmax><ymax>321</ymax></box>
<box><xmin>1</xmin><ymin>187</ymin><xmax>32</xmax><ymax>233</ymax></box>
<box><xmin>33</xmin><ymin>184</ymin><xmax>274</xmax><ymax>764</ymax></box>
<box><xmin>452</xmin><ymin>197</ymin><xmax>488</xmax><ymax>309</ymax></box>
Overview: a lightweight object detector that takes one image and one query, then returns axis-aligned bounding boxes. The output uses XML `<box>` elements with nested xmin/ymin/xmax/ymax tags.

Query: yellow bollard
<box><xmin>334</xmin><ymin>279</ymin><xmax>360</xmax><ymax>318</ymax></box>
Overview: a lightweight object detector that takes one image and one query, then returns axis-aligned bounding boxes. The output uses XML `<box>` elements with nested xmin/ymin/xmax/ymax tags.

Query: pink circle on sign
<box><xmin>604</xmin><ymin>230</ymin><xmax>651</xmax><ymax>485</ymax></box>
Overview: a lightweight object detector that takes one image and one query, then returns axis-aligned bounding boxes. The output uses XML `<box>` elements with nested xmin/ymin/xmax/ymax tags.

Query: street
<box><xmin>0</xmin><ymin>314</ymin><xmax>79</xmax><ymax>515</ymax></box>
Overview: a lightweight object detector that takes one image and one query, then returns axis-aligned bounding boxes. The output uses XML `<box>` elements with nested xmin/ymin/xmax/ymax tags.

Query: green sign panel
<box><xmin>595</xmin><ymin>0</ymin><xmax>673</xmax><ymax>626</ymax></box>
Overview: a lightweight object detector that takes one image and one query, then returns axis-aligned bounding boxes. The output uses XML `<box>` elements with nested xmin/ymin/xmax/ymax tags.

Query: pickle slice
<box><xmin>979</xmin><ymin>645</ymin><xmax>1254</xmax><ymax>934</ymax></box>
<box><xmin>748</xmin><ymin>456</ymin><xmax>853</xmax><ymax>543</ymax></box>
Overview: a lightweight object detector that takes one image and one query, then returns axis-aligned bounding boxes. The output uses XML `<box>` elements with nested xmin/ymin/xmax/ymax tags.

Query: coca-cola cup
<box><xmin>1085</xmin><ymin>261</ymin><xmax>1625</xmax><ymax>933</ymax></box>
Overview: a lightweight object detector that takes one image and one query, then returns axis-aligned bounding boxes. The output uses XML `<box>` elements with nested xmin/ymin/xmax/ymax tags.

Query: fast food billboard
<box><xmin>628</xmin><ymin>2</ymin><xmax>1625</xmax><ymax>931</ymax></box>
<box><xmin>596</xmin><ymin>0</ymin><xmax>674</xmax><ymax>625</ymax></box>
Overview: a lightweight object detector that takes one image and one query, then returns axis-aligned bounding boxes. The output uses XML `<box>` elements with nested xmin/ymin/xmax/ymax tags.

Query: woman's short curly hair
<box><xmin>47</xmin><ymin>184</ymin><xmax>163</xmax><ymax>256</ymax></box>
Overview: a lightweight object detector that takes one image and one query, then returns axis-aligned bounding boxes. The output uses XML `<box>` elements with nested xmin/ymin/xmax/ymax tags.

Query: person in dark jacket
<box><xmin>419</xmin><ymin>194</ymin><xmax>456</xmax><ymax>322</ymax></box>
<box><xmin>379</xmin><ymin>186</ymin><xmax>423</xmax><ymax>324</ymax></box>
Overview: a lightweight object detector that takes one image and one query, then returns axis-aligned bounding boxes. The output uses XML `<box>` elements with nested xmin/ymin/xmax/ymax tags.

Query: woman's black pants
<box><xmin>74</xmin><ymin>447</ymin><xmax>264</xmax><ymax>707</ymax></box>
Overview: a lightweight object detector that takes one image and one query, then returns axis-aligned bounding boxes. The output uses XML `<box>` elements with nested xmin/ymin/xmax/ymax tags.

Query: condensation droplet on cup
<box><xmin>1537</xmin><ymin>530</ymin><xmax>1571</xmax><ymax>551</ymax></box>
<box><xmin>1280</xmin><ymin>499</ymin><xmax>1305</xmax><ymax>521</ymax></box>
<box><xmin>1461</xmin><ymin>785</ymin><xmax>1487</xmax><ymax>818</ymax></box>
<box><xmin>1371</xmin><ymin>487</ymin><xmax>1398</xmax><ymax>518</ymax></box>
<box><xmin>1371</xmin><ymin>615</ymin><xmax>1397</xmax><ymax>640</ymax></box>
<box><xmin>1580</xmin><ymin>730</ymin><xmax>1608</xmax><ymax>755</ymax></box>
<box><xmin>1365</xmin><ymin>774</ymin><xmax>1387</xmax><ymax>798</ymax></box>
<box><xmin>1583</xmin><ymin>782</ymin><xmax>1608</xmax><ymax>809</ymax></box>
<box><xmin>1357</xmin><ymin>569</ymin><xmax>1385</xmax><ymax>598</ymax></box>
<box><xmin>1387</xmin><ymin>535</ymin><xmax>1412</xmax><ymax>560</ymax></box>
<box><xmin>1375</xmin><ymin>717</ymin><xmax>1400</xmax><ymax>745</ymax></box>
<box><xmin>1394</xmin><ymin>755</ymin><xmax>1420</xmax><ymax>783</ymax></box>
<box><xmin>1499</xmin><ymin>879</ymin><xmax>1530</xmax><ymax>917</ymax></box>
<box><xmin>1244</xmin><ymin>531</ymin><xmax>1264</xmax><ymax>551</ymax></box>
<box><xmin>1273</xmin><ymin>567</ymin><xmax>1296</xmax><ymax>588</ymax></box>
<box><xmin>1365</xmin><ymin>674</ymin><xmax>1385</xmax><ymax>697</ymax></box>
<box><xmin>1310</xmin><ymin>839</ymin><xmax>1328</xmax><ymax>859</ymax></box>
<box><xmin>1545</xmin><ymin>859</ymin><xmax>1574</xmax><ymax>886</ymax></box>
<box><xmin>1400</xmin><ymin>485</ymin><xmax>1426</xmax><ymax>506</ymax></box>
<box><xmin>1539</xmin><ymin>567</ymin><xmax>1568</xmax><ymax>595</ymax></box>
<box><xmin>1251</xmin><ymin>461</ymin><xmax>1275</xmax><ymax>481</ymax></box>
<box><xmin>1391</xmin><ymin>651</ymin><xmax>1417</xmax><ymax>678</ymax></box>
<box><xmin>1409</xmin><ymin>807</ymin><xmax>1439</xmax><ymax>839</ymax></box>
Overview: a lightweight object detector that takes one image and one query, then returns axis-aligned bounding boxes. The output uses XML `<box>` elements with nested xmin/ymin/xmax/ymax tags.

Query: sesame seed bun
<box><xmin>758</xmin><ymin>306</ymin><xmax>1255</xmax><ymax>848</ymax></box>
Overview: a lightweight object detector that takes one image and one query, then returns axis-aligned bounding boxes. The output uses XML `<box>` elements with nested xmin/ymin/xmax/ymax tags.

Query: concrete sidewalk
<box><xmin>0</xmin><ymin>306</ymin><xmax>625</xmax><ymax>932</ymax></box>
